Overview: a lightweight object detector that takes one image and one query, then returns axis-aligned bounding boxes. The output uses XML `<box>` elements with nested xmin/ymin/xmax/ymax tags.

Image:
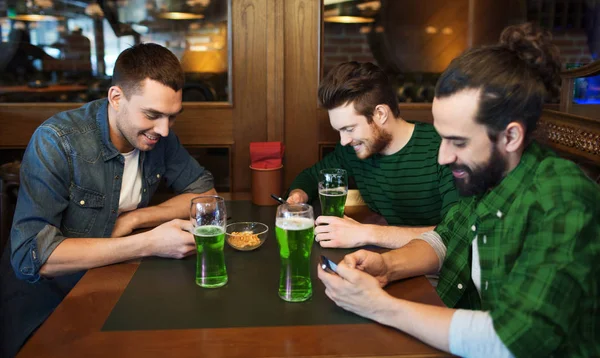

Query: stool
<box><xmin>0</xmin><ymin>161</ymin><xmax>20</xmax><ymax>253</ymax></box>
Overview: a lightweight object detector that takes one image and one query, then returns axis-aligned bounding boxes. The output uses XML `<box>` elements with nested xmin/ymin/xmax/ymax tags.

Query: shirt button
<box><xmin>114</xmin><ymin>175</ymin><xmax>119</xmax><ymax>180</ymax></box>
<box><xmin>156</xmin><ymin>174</ymin><xmax>161</xmax><ymax>178</ymax></box>
<box><xmin>483</xmin><ymin>235</ymin><xmax>487</xmax><ymax>244</ymax></box>
<box><xmin>79</xmin><ymin>200</ymin><xmax>85</xmax><ymax>205</ymax></box>
<box><xmin>143</xmin><ymin>188</ymin><xmax>147</xmax><ymax>193</ymax></box>
<box><xmin>485</xmin><ymin>281</ymin><xmax>489</xmax><ymax>290</ymax></box>
<box><xmin>457</xmin><ymin>283</ymin><xmax>463</xmax><ymax>289</ymax></box>
<box><xmin>496</xmin><ymin>210</ymin><xmax>503</xmax><ymax>218</ymax></box>
<box><xmin>111</xmin><ymin>209</ymin><xmax>116</xmax><ymax>214</ymax></box>
<box><xmin>471</xmin><ymin>225</ymin><xmax>476</xmax><ymax>232</ymax></box>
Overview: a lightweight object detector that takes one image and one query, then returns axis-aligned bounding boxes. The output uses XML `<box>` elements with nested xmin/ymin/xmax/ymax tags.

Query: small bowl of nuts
<box><xmin>225</xmin><ymin>222</ymin><xmax>269</xmax><ymax>251</ymax></box>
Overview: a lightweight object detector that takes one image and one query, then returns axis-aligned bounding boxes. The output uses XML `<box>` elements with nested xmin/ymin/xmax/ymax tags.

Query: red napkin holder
<box><xmin>249</xmin><ymin>142</ymin><xmax>284</xmax><ymax>205</ymax></box>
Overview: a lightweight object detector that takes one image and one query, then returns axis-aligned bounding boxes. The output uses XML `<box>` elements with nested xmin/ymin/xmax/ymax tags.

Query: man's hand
<box><xmin>314</xmin><ymin>215</ymin><xmax>371</xmax><ymax>248</ymax></box>
<box><xmin>286</xmin><ymin>189</ymin><xmax>309</xmax><ymax>204</ymax></box>
<box><xmin>111</xmin><ymin>210</ymin><xmax>140</xmax><ymax>238</ymax></box>
<box><xmin>318</xmin><ymin>261</ymin><xmax>391</xmax><ymax>320</ymax></box>
<box><xmin>147</xmin><ymin>219</ymin><xmax>196</xmax><ymax>259</ymax></box>
<box><xmin>343</xmin><ymin>249</ymin><xmax>390</xmax><ymax>287</ymax></box>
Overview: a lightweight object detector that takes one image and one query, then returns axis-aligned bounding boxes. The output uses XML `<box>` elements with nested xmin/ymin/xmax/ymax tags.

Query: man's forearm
<box><xmin>365</xmin><ymin>225</ymin><xmax>435</xmax><ymax>249</ymax></box>
<box><xmin>39</xmin><ymin>233</ymin><xmax>151</xmax><ymax>277</ymax></box>
<box><xmin>371</xmin><ymin>295</ymin><xmax>455</xmax><ymax>352</ymax></box>
<box><xmin>132</xmin><ymin>189</ymin><xmax>217</xmax><ymax>230</ymax></box>
<box><xmin>379</xmin><ymin>304</ymin><xmax>515</xmax><ymax>357</ymax></box>
<box><xmin>382</xmin><ymin>239</ymin><xmax>440</xmax><ymax>282</ymax></box>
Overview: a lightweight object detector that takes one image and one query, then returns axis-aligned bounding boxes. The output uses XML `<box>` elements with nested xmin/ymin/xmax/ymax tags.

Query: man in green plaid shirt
<box><xmin>318</xmin><ymin>23</ymin><xmax>600</xmax><ymax>358</ymax></box>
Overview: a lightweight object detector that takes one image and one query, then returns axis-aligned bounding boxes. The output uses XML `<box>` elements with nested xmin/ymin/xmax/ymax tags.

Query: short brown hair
<box><xmin>318</xmin><ymin>61</ymin><xmax>400</xmax><ymax>122</ymax></box>
<box><xmin>112</xmin><ymin>43</ymin><xmax>184</xmax><ymax>98</ymax></box>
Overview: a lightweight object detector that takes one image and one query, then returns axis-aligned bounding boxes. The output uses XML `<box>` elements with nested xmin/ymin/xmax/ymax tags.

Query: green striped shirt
<box><xmin>289</xmin><ymin>123</ymin><xmax>458</xmax><ymax>226</ymax></box>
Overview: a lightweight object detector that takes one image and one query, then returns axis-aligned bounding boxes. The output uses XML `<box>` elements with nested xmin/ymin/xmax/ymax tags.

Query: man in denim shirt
<box><xmin>1</xmin><ymin>43</ymin><xmax>216</xmax><ymax>356</ymax></box>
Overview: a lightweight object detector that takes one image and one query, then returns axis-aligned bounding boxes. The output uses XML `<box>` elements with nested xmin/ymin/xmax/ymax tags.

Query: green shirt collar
<box><xmin>474</xmin><ymin>142</ymin><xmax>547</xmax><ymax>221</ymax></box>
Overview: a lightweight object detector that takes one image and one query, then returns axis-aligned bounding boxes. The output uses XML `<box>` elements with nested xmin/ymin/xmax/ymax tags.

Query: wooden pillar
<box><xmin>94</xmin><ymin>18</ymin><xmax>105</xmax><ymax>76</ymax></box>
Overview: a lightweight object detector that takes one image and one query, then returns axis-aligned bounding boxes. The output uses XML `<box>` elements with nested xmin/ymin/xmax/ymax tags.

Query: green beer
<box><xmin>194</xmin><ymin>225</ymin><xmax>228</xmax><ymax>288</ymax></box>
<box><xmin>319</xmin><ymin>188</ymin><xmax>347</xmax><ymax>217</ymax></box>
<box><xmin>275</xmin><ymin>217</ymin><xmax>315</xmax><ymax>302</ymax></box>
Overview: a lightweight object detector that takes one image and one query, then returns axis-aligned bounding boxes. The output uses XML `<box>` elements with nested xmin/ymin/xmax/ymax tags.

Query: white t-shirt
<box><xmin>118</xmin><ymin>149</ymin><xmax>143</xmax><ymax>215</ymax></box>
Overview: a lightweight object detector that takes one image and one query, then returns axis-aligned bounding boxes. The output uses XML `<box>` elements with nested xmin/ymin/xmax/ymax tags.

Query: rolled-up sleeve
<box><xmin>10</xmin><ymin>126</ymin><xmax>71</xmax><ymax>282</ymax></box>
<box><xmin>162</xmin><ymin>132</ymin><xmax>214</xmax><ymax>194</ymax></box>
<box><xmin>415</xmin><ymin>230</ymin><xmax>446</xmax><ymax>272</ymax></box>
<box><xmin>450</xmin><ymin>309</ymin><xmax>515</xmax><ymax>358</ymax></box>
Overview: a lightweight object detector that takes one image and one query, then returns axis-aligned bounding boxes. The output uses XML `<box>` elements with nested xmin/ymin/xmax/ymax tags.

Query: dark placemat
<box><xmin>102</xmin><ymin>201</ymin><xmax>369</xmax><ymax>331</ymax></box>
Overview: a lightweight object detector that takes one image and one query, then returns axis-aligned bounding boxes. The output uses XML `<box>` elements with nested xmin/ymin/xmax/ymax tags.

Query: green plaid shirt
<box><xmin>434</xmin><ymin>142</ymin><xmax>600</xmax><ymax>358</ymax></box>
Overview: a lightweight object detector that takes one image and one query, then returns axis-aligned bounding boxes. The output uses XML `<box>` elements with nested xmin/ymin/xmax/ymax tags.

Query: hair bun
<box><xmin>499</xmin><ymin>23</ymin><xmax>562</xmax><ymax>98</ymax></box>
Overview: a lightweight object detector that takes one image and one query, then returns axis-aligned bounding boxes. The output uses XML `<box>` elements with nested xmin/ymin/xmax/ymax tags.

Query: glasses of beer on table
<box><xmin>275</xmin><ymin>203</ymin><xmax>315</xmax><ymax>302</ymax></box>
<box><xmin>190</xmin><ymin>196</ymin><xmax>228</xmax><ymax>288</ymax></box>
<box><xmin>318</xmin><ymin>169</ymin><xmax>348</xmax><ymax>218</ymax></box>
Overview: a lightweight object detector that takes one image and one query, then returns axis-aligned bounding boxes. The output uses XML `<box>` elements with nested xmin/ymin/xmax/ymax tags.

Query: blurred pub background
<box><xmin>0</xmin><ymin>0</ymin><xmax>598</xmax><ymax>192</ymax></box>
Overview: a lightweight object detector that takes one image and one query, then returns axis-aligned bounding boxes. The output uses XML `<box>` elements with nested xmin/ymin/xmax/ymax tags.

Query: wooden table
<box><xmin>18</xmin><ymin>198</ymin><xmax>450</xmax><ymax>358</ymax></box>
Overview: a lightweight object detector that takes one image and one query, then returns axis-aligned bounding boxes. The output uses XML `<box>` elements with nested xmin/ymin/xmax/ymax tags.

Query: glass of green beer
<box><xmin>318</xmin><ymin>168</ymin><xmax>348</xmax><ymax>217</ymax></box>
<box><xmin>275</xmin><ymin>203</ymin><xmax>315</xmax><ymax>302</ymax></box>
<box><xmin>190</xmin><ymin>196</ymin><xmax>228</xmax><ymax>288</ymax></box>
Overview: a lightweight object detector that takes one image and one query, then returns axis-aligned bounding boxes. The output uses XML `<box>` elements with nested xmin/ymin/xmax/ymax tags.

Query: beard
<box><xmin>450</xmin><ymin>145</ymin><xmax>508</xmax><ymax>197</ymax></box>
<box><xmin>354</xmin><ymin>123</ymin><xmax>393</xmax><ymax>159</ymax></box>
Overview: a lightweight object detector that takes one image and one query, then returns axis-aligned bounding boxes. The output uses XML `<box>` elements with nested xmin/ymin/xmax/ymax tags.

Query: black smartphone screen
<box><xmin>320</xmin><ymin>255</ymin><xmax>338</xmax><ymax>273</ymax></box>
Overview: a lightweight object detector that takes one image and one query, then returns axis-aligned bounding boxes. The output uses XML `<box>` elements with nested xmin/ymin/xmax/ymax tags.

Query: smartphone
<box><xmin>320</xmin><ymin>255</ymin><xmax>338</xmax><ymax>274</ymax></box>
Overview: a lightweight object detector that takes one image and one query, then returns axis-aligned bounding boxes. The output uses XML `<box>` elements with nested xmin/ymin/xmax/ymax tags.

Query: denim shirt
<box><xmin>10</xmin><ymin>98</ymin><xmax>214</xmax><ymax>282</ymax></box>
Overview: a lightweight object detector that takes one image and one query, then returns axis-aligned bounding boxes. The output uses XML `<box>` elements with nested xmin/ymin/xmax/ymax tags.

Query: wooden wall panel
<box><xmin>399</xmin><ymin>104</ymin><xmax>435</xmax><ymax>124</ymax></box>
<box><xmin>470</xmin><ymin>0</ymin><xmax>525</xmax><ymax>47</ymax></box>
<box><xmin>0</xmin><ymin>103</ymin><xmax>234</xmax><ymax>148</ymax></box>
<box><xmin>232</xmin><ymin>0</ymin><xmax>270</xmax><ymax>191</ymax></box>
<box><xmin>318</xmin><ymin>108</ymin><xmax>334</xmax><ymax>142</ymax></box>
<box><xmin>283</xmin><ymin>0</ymin><xmax>321</xmax><ymax>187</ymax></box>
<box><xmin>171</xmin><ymin>105</ymin><xmax>234</xmax><ymax>146</ymax></box>
<box><xmin>266</xmin><ymin>0</ymin><xmax>285</xmax><ymax>142</ymax></box>
<box><xmin>0</xmin><ymin>104</ymin><xmax>81</xmax><ymax>147</ymax></box>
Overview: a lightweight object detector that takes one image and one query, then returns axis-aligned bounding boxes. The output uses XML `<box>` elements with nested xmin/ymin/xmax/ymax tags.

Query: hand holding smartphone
<box><xmin>320</xmin><ymin>255</ymin><xmax>338</xmax><ymax>274</ymax></box>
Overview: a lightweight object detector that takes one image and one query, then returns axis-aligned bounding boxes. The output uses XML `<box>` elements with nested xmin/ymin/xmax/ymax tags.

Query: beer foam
<box><xmin>194</xmin><ymin>225</ymin><xmax>225</xmax><ymax>236</ymax></box>
<box><xmin>276</xmin><ymin>217</ymin><xmax>314</xmax><ymax>231</ymax></box>
<box><xmin>319</xmin><ymin>187</ymin><xmax>347</xmax><ymax>197</ymax></box>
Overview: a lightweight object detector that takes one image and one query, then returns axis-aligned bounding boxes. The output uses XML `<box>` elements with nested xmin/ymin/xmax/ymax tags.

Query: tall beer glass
<box><xmin>190</xmin><ymin>196</ymin><xmax>228</xmax><ymax>288</ymax></box>
<box><xmin>275</xmin><ymin>203</ymin><xmax>315</xmax><ymax>302</ymax></box>
<box><xmin>318</xmin><ymin>169</ymin><xmax>348</xmax><ymax>217</ymax></box>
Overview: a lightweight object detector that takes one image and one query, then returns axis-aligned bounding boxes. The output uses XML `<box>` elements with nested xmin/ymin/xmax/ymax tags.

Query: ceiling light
<box><xmin>324</xmin><ymin>1</ymin><xmax>377</xmax><ymax>24</ymax></box>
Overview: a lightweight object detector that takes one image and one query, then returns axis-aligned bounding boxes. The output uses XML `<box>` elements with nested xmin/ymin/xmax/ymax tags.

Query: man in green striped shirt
<box><xmin>287</xmin><ymin>62</ymin><xmax>458</xmax><ymax>249</ymax></box>
<box><xmin>318</xmin><ymin>24</ymin><xmax>600</xmax><ymax>357</ymax></box>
